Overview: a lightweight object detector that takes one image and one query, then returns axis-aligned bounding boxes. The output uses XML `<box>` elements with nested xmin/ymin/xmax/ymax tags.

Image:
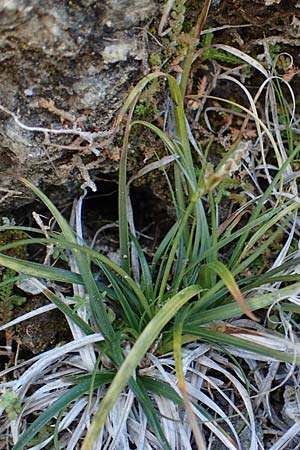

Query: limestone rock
<box><xmin>0</xmin><ymin>0</ymin><xmax>157</xmax><ymax>211</ymax></box>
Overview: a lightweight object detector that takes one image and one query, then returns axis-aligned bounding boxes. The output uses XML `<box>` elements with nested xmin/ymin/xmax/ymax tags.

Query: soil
<box><xmin>14</xmin><ymin>296</ymin><xmax>71</xmax><ymax>355</ymax></box>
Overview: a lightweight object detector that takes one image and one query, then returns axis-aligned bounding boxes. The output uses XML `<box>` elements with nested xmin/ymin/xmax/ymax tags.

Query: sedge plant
<box><xmin>1</xmin><ymin>30</ymin><xmax>300</xmax><ymax>450</ymax></box>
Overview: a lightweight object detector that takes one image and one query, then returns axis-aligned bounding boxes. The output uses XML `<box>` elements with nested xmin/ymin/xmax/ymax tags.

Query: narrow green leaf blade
<box><xmin>80</xmin><ymin>284</ymin><xmax>203</xmax><ymax>450</ymax></box>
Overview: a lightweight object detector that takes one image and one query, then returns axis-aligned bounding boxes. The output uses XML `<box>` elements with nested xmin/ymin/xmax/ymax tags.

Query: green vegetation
<box><xmin>0</xmin><ymin>227</ymin><xmax>27</xmax><ymax>351</ymax></box>
<box><xmin>0</xmin><ymin>389</ymin><xmax>22</xmax><ymax>421</ymax></box>
<box><xmin>0</xmin><ymin>2</ymin><xmax>300</xmax><ymax>450</ymax></box>
<box><xmin>0</xmin><ymin>68</ymin><xmax>299</xmax><ymax>448</ymax></box>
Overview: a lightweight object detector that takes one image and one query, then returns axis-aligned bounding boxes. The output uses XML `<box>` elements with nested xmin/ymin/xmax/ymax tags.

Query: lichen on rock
<box><xmin>0</xmin><ymin>0</ymin><xmax>157</xmax><ymax>211</ymax></box>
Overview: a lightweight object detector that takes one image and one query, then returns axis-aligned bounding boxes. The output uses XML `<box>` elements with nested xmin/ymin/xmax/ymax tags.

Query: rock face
<box><xmin>0</xmin><ymin>0</ymin><xmax>157</xmax><ymax>210</ymax></box>
<box><xmin>0</xmin><ymin>0</ymin><xmax>299</xmax><ymax>213</ymax></box>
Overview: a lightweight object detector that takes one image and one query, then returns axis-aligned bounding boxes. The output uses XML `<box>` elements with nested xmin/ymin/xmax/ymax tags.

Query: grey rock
<box><xmin>0</xmin><ymin>0</ymin><xmax>157</xmax><ymax>211</ymax></box>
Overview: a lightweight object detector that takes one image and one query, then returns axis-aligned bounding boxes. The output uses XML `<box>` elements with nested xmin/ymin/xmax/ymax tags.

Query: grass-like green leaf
<box><xmin>80</xmin><ymin>284</ymin><xmax>203</xmax><ymax>450</ymax></box>
<box><xmin>11</xmin><ymin>372</ymin><xmax>115</xmax><ymax>450</ymax></box>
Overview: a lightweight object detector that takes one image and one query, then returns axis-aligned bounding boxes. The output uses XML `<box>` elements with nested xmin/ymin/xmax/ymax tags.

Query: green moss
<box><xmin>27</xmin><ymin>423</ymin><xmax>54</xmax><ymax>447</ymax></box>
<box><xmin>149</xmin><ymin>53</ymin><xmax>162</xmax><ymax>67</ymax></box>
<box><xmin>0</xmin><ymin>225</ymin><xmax>28</xmax><ymax>329</ymax></box>
<box><xmin>0</xmin><ymin>390</ymin><xmax>22</xmax><ymax>420</ymax></box>
<box><xmin>199</xmin><ymin>33</ymin><xmax>244</xmax><ymax>65</ymax></box>
<box><xmin>135</xmin><ymin>101</ymin><xmax>157</xmax><ymax>120</ymax></box>
<box><xmin>215</xmin><ymin>176</ymin><xmax>247</xmax><ymax>204</ymax></box>
<box><xmin>0</xmin><ymin>227</ymin><xmax>27</xmax><ymax>259</ymax></box>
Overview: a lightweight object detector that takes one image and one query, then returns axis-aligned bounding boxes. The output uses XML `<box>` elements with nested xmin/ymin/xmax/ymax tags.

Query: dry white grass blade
<box><xmin>66</xmin><ymin>400</ymin><xmax>101</xmax><ymax>450</ymax></box>
<box><xmin>266</xmin><ymin>84</ymin><xmax>287</xmax><ymax>165</ymax></box>
<box><xmin>9</xmin><ymin>334</ymin><xmax>103</xmax><ymax>396</ymax></box>
<box><xmin>254</xmin><ymin>76</ymin><xmax>295</xmax><ymax>129</ymax></box>
<box><xmin>228</xmin><ymin>331</ymin><xmax>300</xmax><ymax>356</ymax></box>
<box><xmin>22</xmin><ymin>380</ymin><xmax>72</xmax><ymax>414</ymax></box>
<box><xmin>82</xmin><ymin>395</ymin><xmax>105</xmax><ymax>450</ymax></box>
<box><xmin>43</xmin><ymin>367</ymin><xmax>79</xmax><ymax>382</ymax></box>
<box><xmin>196</xmin><ymin>356</ymin><xmax>259</xmax><ymax>449</ymax></box>
<box><xmin>190</xmin><ymin>368</ymin><xmax>250</xmax><ymax>429</ymax></box>
<box><xmin>66</xmin><ymin>194</ymin><xmax>98</xmax><ymax>372</ymax></box>
<box><xmin>91</xmin><ymin>223</ymin><xmax>119</xmax><ymax>249</ymax></box>
<box><xmin>240</xmin><ymin>162</ymin><xmax>264</xmax><ymax>197</ymax></box>
<box><xmin>203</xmin><ymin>106</ymin><xmax>250</xmax><ymax>134</ymax></box>
<box><xmin>58</xmin><ymin>397</ymin><xmax>89</xmax><ymax>435</ymax></box>
<box><xmin>248</xmin><ymin>360</ymin><xmax>281</xmax><ymax>418</ymax></box>
<box><xmin>211</xmin><ymin>352</ymin><xmax>250</xmax><ymax>384</ymax></box>
<box><xmin>183</xmin><ymin>349</ymin><xmax>244</xmax><ymax>443</ymax></box>
<box><xmin>217</xmin><ymin>74</ymin><xmax>272</xmax><ymax>185</ymax></box>
<box><xmin>264</xmin><ymin>80</ymin><xmax>296</xmax><ymax>185</ymax></box>
<box><xmin>0</xmin><ymin>302</ymin><xmax>57</xmax><ymax>332</ymax></box>
<box><xmin>1</xmin><ymin>335</ymin><xmax>102</xmax><ymax>445</ymax></box>
<box><xmin>126</xmin><ymin>154</ymin><xmax>179</xmax><ymax>282</ymax></box>
<box><xmin>269</xmin><ymin>422</ymin><xmax>300</xmax><ymax>450</ymax></box>
<box><xmin>105</xmin><ymin>391</ymin><xmax>135</xmax><ymax>450</ymax></box>
<box><xmin>127</xmin><ymin>409</ymin><xmax>148</xmax><ymax>450</ymax></box>
<box><xmin>223</xmin><ymin>348</ymin><xmax>278</xmax><ymax>363</ymax></box>
<box><xmin>181</xmin><ymin>344</ymin><xmax>211</xmax><ymax>372</ymax></box>
<box><xmin>0</xmin><ymin>353</ymin><xmax>43</xmax><ymax>379</ymax></box>
<box><xmin>184</xmin><ymin>380</ymin><xmax>241</xmax><ymax>448</ymax></box>
<box><xmin>128</xmin><ymin>415</ymin><xmax>161</xmax><ymax>450</ymax></box>
<box><xmin>274</xmin><ymin>189</ymin><xmax>300</xmax><ymax>205</ymax></box>
<box><xmin>148</xmin><ymin>353</ymin><xmax>241</xmax><ymax>450</ymax></box>
<box><xmin>27</xmin><ymin>436</ymin><xmax>53</xmax><ymax>450</ymax></box>
<box><xmin>128</xmin><ymin>155</ymin><xmax>179</xmax><ymax>186</ymax></box>
<box><xmin>224</xmin><ymin>314</ymin><xmax>300</xmax><ymax>364</ymax></box>
<box><xmin>212</xmin><ymin>45</ymin><xmax>269</xmax><ymax>78</ymax></box>
<box><xmin>158</xmin><ymin>0</ymin><xmax>175</xmax><ymax>36</ymax></box>
<box><xmin>186</xmin><ymin>118</ymin><xmax>204</xmax><ymax>157</ymax></box>
<box><xmin>217</xmin><ymin>75</ymin><xmax>260</xmax><ymax>122</ymax></box>
<box><xmin>26</xmin><ymin>397</ymin><xmax>90</xmax><ymax>450</ymax></box>
<box><xmin>128</xmin><ymin>412</ymin><xmax>162</xmax><ymax>450</ymax></box>
<box><xmin>252</xmin><ymin>74</ymin><xmax>297</xmax><ymax>200</ymax></box>
<box><xmin>268</xmin><ymin>55</ymin><xmax>296</xmax><ymax>126</ymax></box>
<box><xmin>153</xmin><ymin>393</ymin><xmax>192</xmax><ymax>450</ymax></box>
